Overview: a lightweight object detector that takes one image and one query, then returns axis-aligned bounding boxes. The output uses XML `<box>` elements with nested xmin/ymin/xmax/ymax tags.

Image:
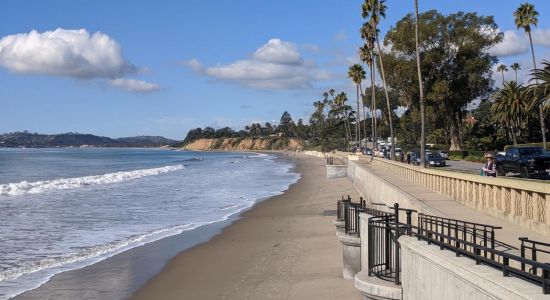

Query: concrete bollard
<box><xmin>338</xmin><ymin>233</ymin><xmax>361</xmax><ymax>279</ymax></box>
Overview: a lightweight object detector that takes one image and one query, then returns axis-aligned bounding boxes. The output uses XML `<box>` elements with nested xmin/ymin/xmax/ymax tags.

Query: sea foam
<box><xmin>0</xmin><ymin>165</ymin><xmax>184</xmax><ymax>196</ymax></box>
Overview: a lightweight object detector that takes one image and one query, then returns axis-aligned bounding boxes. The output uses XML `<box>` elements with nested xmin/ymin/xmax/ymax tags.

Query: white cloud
<box><xmin>252</xmin><ymin>39</ymin><xmax>301</xmax><ymax>65</ymax></box>
<box><xmin>489</xmin><ymin>30</ymin><xmax>529</xmax><ymax>57</ymax></box>
<box><xmin>110</xmin><ymin>78</ymin><xmax>160</xmax><ymax>93</ymax></box>
<box><xmin>0</xmin><ymin>28</ymin><xmax>136</xmax><ymax>78</ymax></box>
<box><xmin>0</xmin><ymin>28</ymin><xmax>161</xmax><ymax>94</ymax></box>
<box><xmin>185</xmin><ymin>38</ymin><xmax>329</xmax><ymax>90</ymax></box>
<box><xmin>533</xmin><ymin>29</ymin><xmax>550</xmax><ymax>47</ymax></box>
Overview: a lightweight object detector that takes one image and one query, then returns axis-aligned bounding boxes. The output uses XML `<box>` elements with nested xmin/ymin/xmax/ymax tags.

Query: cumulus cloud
<box><xmin>0</xmin><ymin>28</ymin><xmax>160</xmax><ymax>94</ymax></box>
<box><xmin>489</xmin><ymin>30</ymin><xmax>529</xmax><ymax>57</ymax></box>
<box><xmin>110</xmin><ymin>79</ymin><xmax>160</xmax><ymax>93</ymax></box>
<box><xmin>184</xmin><ymin>38</ymin><xmax>329</xmax><ymax>90</ymax></box>
<box><xmin>0</xmin><ymin>28</ymin><xmax>136</xmax><ymax>78</ymax></box>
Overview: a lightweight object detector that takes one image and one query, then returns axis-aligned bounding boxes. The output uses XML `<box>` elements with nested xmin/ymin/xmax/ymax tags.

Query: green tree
<box><xmin>279</xmin><ymin>111</ymin><xmax>294</xmax><ymax>137</ymax></box>
<box><xmin>491</xmin><ymin>81</ymin><xmax>528</xmax><ymax>144</ymax></box>
<box><xmin>511</xmin><ymin>62</ymin><xmax>521</xmax><ymax>82</ymax></box>
<box><xmin>514</xmin><ymin>2</ymin><xmax>545</xmax><ymax>147</ymax></box>
<box><xmin>383</xmin><ymin>10</ymin><xmax>501</xmax><ymax>151</ymax></box>
<box><xmin>347</xmin><ymin>64</ymin><xmax>366</xmax><ymax>145</ymax></box>
<box><xmin>529</xmin><ymin>60</ymin><xmax>550</xmax><ymax>112</ymax></box>
<box><xmin>497</xmin><ymin>64</ymin><xmax>508</xmax><ymax>85</ymax></box>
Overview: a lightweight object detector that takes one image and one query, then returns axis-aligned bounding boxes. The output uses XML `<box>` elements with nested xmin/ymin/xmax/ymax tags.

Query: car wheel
<box><xmin>520</xmin><ymin>166</ymin><xmax>530</xmax><ymax>178</ymax></box>
<box><xmin>497</xmin><ymin>166</ymin><xmax>506</xmax><ymax>176</ymax></box>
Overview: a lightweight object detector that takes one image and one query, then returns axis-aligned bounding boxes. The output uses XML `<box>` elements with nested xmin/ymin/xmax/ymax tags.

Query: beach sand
<box><xmin>14</xmin><ymin>154</ymin><xmax>361</xmax><ymax>300</ymax></box>
<box><xmin>130</xmin><ymin>154</ymin><xmax>361</xmax><ymax>300</ymax></box>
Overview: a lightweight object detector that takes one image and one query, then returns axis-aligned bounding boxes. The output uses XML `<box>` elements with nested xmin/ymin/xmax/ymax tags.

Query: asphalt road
<box><xmin>440</xmin><ymin>160</ymin><xmax>550</xmax><ymax>181</ymax></box>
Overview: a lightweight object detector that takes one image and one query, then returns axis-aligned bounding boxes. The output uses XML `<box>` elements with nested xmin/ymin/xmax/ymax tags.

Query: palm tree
<box><xmin>511</xmin><ymin>62</ymin><xmax>521</xmax><ymax>82</ymax></box>
<box><xmin>414</xmin><ymin>0</ymin><xmax>426</xmax><ymax>167</ymax></box>
<box><xmin>491</xmin><ymin>81</ymin><xmax>528</xmax><ymax>145</ymax></box>
<box><xmin>514</xmin><ymin>2</ymin><xmax>545</xmax><ymax>148</ymax></box>
<box><xmin>348</xmin><ymin>64</ymin><xmax>366</xmax><ymax>146</ymax></box>
<box><xmin>359</xmin><ymin>44</ymin><xmax>375</xmax><ymax>148</ymax></box>
<box><xmin>497</xmin><ymin>64</ymin><xmax>508</xmax><ymax>85</ymax></box>
<box><xmin>363</xmin><ymin>0</ymin><xmax>395</xmax><ymax>159</ymax></box>
<box><xmin>529</xmin><ymin>60</ymin><xmax>550</xmax><ymax>113</ymax></box>
<box><xmin>360</xmin><ymin>23</ymin><xmax>378</xmax><ymax>149</ymax></box>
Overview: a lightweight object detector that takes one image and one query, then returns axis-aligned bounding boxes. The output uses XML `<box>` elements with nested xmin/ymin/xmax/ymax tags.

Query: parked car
<box><xmin>496</xmin><ymin>146</ymin><xmax>550</xmax><ymax>178</ymax></box>
<box><xmin>395</xmin><ymin>148</ymin><xmax>403</xmax><ymax>160</ymax></box>
<box><xmin>439</xmin><ymin>150</ymin><xmax>448</xmax><ymax>159</ymax></box>
<box><xmin>426</xmin><ymin>153</ymin><xmax>446</xmax><ymax>167</ymax></box>
<box><xmin>364</xmin><ymin>148</ymin><xmax>373</xmax><ymax>156</ymax></box>
<box><xmin>409</xmin><ymin>151</ymin><xmax>421</xmax><ymax>165</ymax></box>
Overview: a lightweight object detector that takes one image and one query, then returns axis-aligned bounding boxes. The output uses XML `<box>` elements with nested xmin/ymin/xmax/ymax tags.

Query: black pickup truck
<box><xmin>496</xmin><ymin>146</ymin><xmax>550</xmax><ymax>178</ymax></box>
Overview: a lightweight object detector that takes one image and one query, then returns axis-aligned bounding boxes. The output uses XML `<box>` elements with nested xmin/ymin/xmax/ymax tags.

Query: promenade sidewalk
<box><xmin>359</xmin><ymin>161</ymin><xmax>549</xmax><ymax>251</ymax></box>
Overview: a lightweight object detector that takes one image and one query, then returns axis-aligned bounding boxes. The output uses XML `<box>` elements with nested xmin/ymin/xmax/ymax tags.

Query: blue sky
<box><xmin>1</xmin><ymin>0</ymin><xmax>549</xmax><ymax>140</ymax></box>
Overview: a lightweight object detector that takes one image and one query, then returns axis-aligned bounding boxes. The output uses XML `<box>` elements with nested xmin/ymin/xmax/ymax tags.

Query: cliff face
<box><xmin>183</xmin><ymin>137</ymin><xmax>304</xmax><ymax>151</ymax></box>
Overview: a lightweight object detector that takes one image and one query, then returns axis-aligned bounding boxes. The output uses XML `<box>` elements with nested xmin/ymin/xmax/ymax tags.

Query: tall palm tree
<box><xmin>359</xmin><ymin>44</ymin><xmax>376</xmax><ymax>149</ymax></box>
<box><xmin>360</xmin><ymin>26</ymin><xmax>377</xmax><ymax>148</ymax></box>
<box><xmin>511</xmin><ymin>62</ymin><xmax>521</xmax><ymax>82</ymax></box>
<box><xmin>363</xmin><ymin>0</ymin><xmax>395</xmax><ymax>159</ymax></box>
<box><xmin>514</xmin><ymin>2</ymin><xmax>545</xmax><ymax>148</ymax></box>
<box><xmin>414</xmin><ymin>0</ymin><xmax>426</xmax><ymax>167</ymax></box>
<box><xmin>491</xmin><ymin>81</ymin><xmax>528</xmax><ymax>145</ymax></box>
<box><xmin>497</xmin><ymin>64</ymin><xmax>508</xmax><ymax>85</ymax></box>
<box><xmin>348</xmin><ymin>64</ymin><xmax>366</xmax><ymax>146</ymax></box>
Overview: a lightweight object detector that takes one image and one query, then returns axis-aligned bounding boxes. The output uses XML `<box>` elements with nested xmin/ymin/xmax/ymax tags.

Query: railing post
<box><xmin>520</xmin><ymin>237</ymin><xmax>526</xmax><ymax>272</ymax></box>
<box><xmin>406</xmin><ymin>209</ymin><xmax>412</xmax><ymax>236</ymax></box>
<box><xmin>543</xmin><ymin>265</ymin><xmax>550</xmax><ymax>294</ymax></box>
<box><xmin>503</xmin><ymin>257</ymin><xmax>509</xmax><ymax>276</ymax></box>
<box><xmin>394</xmin><ymin>203</ymin><xmax>400</xmax><ymax>285</ymax></box>
<box><xmin>533</xmin><ymin>244</ymin><xmax>538</xmax><ymax>275</ymax></box>
<box><xmin>490</xmin><ymin>228</ymin><xmax>495</xmax><ymax>260</ymax></box>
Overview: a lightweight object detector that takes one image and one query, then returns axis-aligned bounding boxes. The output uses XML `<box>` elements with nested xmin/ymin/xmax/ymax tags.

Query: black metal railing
<box><xmin>368</xmin><ymin>203</ymin><xmax>404</xmax><ymax>284</ymax></box>
<box><xmin>520</xmin><ymin>238</ymin><xmax>550</xmax><ymax>278</ymax></box>
<box><xmin>344</xmin><ymin>201</ymin><xmax>363</xmax><ymax>236</ymax></box>
<box><xmin>416</xmin><ymin>221</ymin><xmax>550</xmax><ymax>293</ymax></box>
<box><xmin>417</xmin><ymin>214</ymin><xmax>513</xmax><ymax>259</ymax></box>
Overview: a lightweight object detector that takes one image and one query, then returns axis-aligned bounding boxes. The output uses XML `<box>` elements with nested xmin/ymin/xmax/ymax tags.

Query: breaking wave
<box><xmin>0</xmin><ymin>165</ymin><xmax>184</xmax><ymax>196</ymax></box>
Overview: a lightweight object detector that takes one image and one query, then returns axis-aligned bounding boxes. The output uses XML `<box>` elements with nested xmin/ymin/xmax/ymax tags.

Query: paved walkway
<box><xmin>358</xmin><ymin>162</ymin><xmax>549</xmax><ymax>253</ymax></box>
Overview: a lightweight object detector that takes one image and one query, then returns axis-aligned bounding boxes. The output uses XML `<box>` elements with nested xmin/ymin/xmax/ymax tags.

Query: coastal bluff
<box><xmin>183</xmin><ymin>137</ymin><xmax>304</xmax><ymax>151</ymax></box>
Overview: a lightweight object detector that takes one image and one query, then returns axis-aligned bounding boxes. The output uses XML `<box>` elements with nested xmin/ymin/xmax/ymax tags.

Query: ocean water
<box><xmin>0</xmin><ymin>148</ymin><xmax>300</xmax><ymax>299</ymax></box>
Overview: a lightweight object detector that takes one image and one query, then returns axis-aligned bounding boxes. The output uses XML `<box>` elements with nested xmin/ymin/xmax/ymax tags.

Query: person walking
<box><xmin>406</xmin><ymin>152</ymin><xmax>411</xmax><ymax>164</ymax></box>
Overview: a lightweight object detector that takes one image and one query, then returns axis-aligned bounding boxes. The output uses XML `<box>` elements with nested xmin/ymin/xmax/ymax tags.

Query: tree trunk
<box><xmin>449</xmin><ymin>121</ymin><xmax>461</xmax><ymax>151</ymax></box>
<box><xmin>376</xmin><ymin>38</ymin><xmax>395</xmax><ymax>160</ymax></box>
<box><xmin>369</xmin><ymin>64</ymin><xmax>377</xmax><ymax>149</ymax></box>
<box><xmin>356</xmin><ymin>84</ymin><xmax>361</xmax><ymax>146</ymax></box>
<box><xmin>372</xmin><ymin>61</ymin><xmax>377</xmax><ymax>147</ymax></box>
<box><xmin>414</xmin><ymin>0</ymin><xmax>426</xmax><ymax>167</ymax></box>
<box><xmin>360</xmin><ymin>83</ymin><xmax>368</xmax><ymax>147</ymax></box>
<box><xmin>501</xmin><ymin>71</ymin><xmax>505</xmax><ymax>85</ymax></box>
<box><xmin>528</xmin><ymin>31</ymin><xmax>546</xmax><ymax>148</ymax></box>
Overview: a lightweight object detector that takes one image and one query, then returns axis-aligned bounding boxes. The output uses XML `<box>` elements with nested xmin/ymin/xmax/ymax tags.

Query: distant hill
<box><xmin>0</xmin><ymin>132</ymin><xmax>180</xmax><ymax>148</ymax></box>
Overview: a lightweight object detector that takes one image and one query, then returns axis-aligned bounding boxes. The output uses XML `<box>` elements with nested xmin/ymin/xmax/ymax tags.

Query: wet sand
<box><xmin>15</xmin><ymin>154</ymin><xmax>361</xmax><ymax>300</ymax></box>
<box><xmin>131</xmin><ymin>154</ymin><xmax>361</xmax><ymax>300</ymax></box>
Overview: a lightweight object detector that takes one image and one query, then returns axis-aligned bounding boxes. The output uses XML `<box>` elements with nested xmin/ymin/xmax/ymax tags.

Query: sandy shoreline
<box><xmin>131</xmin><ymin>154</ymin><xmax>360</xmax><ymax>300</ymax></box>
<box><xmin>14</xmin><ymin>154</ymin><xmax>360</xmax><ymax>300</ymax></box>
